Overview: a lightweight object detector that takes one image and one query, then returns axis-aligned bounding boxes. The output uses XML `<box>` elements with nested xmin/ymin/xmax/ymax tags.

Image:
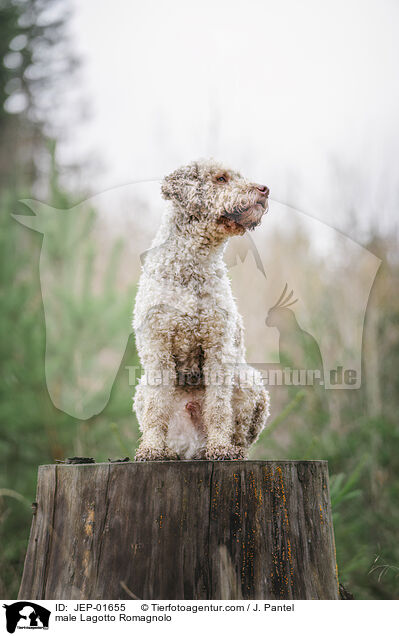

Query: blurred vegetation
<box><xmin>252</xmin><ymin>244</ymin><xmax>399</xmax><ymax>599</ymax></box>
<box><xmin>0</xmin><ymin>0</ymin><xmax>398</xmax><ymax>603</ymax></box>
<box><xmin>0</xmin><ymin>167</ymin><xmax>140</xmax><ymax>598</ymax></box>
<box><xmin>0</xmin><ymin>0</ymin><xmax>139</xmax><ymax>598</ymax></box>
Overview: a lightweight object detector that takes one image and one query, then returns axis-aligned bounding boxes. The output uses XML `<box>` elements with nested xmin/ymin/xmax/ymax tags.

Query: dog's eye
<box><xmin>217</xmin><ymin>175</ymin><xmax>227</xmax><ymax>183</ymax></box>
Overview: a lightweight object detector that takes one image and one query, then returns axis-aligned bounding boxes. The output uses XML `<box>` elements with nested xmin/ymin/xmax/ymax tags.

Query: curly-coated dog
<box><xmin>133</xmin><ymin>159</ymin><xmax>270</xmax><ymax>461</ymax></box>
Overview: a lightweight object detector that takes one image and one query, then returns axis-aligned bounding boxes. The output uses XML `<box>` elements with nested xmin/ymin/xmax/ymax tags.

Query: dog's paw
<box><xmin>135</xmin><ymin>445</ymin><xmax>178</xmax><ymax>462</ymax></box>
<box><xmin>163</xmin><ymin>446</ymin><xmax>180</xmax><ymax>461</ymax></box>
<box><xmin>134</xmin><ymin>446</ymin><xmax>163</xmax><ymax>462</ymax></box>
<box><xmin>205</xmin><ymin>444</ymin><xmax>245</xmax><ymax>461</ymax></box>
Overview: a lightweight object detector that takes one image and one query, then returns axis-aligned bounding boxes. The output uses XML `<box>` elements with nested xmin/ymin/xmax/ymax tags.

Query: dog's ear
<box><xmin>161</xmin><ymin>175</ymin><xmax>174</xmax><ymax>201</ymax></box>
<box><xmin>161</xmin><ymin>164</ymin><xmax>200</xmax><ymax>206</ymax></box>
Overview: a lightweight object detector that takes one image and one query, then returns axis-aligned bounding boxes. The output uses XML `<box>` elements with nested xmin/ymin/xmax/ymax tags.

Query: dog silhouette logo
<box><xmin>3</xmin><ymin>602</ymin><xmax>50</xmax><ymax>633</ymax></box>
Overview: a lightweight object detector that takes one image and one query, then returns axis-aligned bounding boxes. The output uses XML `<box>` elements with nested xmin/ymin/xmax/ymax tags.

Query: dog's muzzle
<box><xmin>222</xmin><ymin>186</ymin><xmax>269</xmax><ymax>230</ymax></box>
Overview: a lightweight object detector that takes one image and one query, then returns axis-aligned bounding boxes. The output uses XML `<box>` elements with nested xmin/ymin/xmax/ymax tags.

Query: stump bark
<box><xmin>18</xmin><ymin>461</ymin><xmax>339</xmax><ymax>600</ymax></box>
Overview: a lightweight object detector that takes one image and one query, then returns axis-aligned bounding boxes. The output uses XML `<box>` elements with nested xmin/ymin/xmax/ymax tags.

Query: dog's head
<box><xmin>161</xmin><ymin>159</ymin><xmax>269</xmax><ymax>239</ymax></box>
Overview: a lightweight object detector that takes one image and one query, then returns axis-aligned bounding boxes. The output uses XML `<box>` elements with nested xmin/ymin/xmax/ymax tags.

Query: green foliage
<box><xmin>0</xmin><ymin>2</ymin><xmax>140</xmax><ymax>597</ymax></box>
<box><xmin>0</xmin><ymin>0</ymin><xmax>78</xmax><ymax>190</ymax></box>
<box><xmin>0</xmin><ymin>171</ymin><xmax>140</xmax><ymax>597</ymax></box>
<box><xmin>252</xmin><ymin>252</ymin><xmax>399</xmax><ymax>599</ymax></box>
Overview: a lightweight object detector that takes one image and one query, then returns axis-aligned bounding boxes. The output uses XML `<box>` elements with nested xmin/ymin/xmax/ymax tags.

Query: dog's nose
<box><xmin>253</xmin><ymin>183</ymin><xmax>269</xmax><ymax>196</ymax></box>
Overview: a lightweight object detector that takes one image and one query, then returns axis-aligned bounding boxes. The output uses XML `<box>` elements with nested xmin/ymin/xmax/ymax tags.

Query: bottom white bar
<box><xmin>1</xmin><ymin>599</ymin><xmax>397</xmax><ymax>635</ymax></box>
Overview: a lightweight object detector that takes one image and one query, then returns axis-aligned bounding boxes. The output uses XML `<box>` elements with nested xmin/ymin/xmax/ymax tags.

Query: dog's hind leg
<box><xmin>232</xmin><ymin>366</ymin><xmax>270</xmax><ymax>456</ymax></box>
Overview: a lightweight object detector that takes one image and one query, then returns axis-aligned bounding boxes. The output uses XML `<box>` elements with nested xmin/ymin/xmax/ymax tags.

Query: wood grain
<box><xmin>18</xmin><ymin>461</ymin><xmax>339</xmax><ymax>600</ymax></box>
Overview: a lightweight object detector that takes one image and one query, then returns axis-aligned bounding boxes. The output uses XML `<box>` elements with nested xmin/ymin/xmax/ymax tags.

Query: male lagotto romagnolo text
<box><xmin>133</xmin><ymin>160</ymin><xmax>270</xmax><ymax>460</ymax></box>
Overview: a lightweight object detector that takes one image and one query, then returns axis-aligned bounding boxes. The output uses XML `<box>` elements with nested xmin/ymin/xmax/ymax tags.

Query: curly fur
<box><xmin>133</xmin><ymin>159</ymin><xmax>270</xmax><ymax>461</ymax></box>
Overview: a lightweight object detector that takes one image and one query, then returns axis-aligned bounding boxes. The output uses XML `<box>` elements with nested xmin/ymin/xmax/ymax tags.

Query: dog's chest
<box><xmin>173</xmin><ymin>293</ymin><xmax>235</xmax><ymax>344</ymax></box>
<box><xmin>171</xmin><ymin>302</ymin><xmax>237</xmax><ymax>384</ymax></box>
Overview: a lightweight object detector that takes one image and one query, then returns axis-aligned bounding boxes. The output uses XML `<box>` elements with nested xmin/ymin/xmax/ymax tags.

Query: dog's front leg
<box><xmin>203</xmin><ymin>360</ymin><xmax>239</xmax><ymax>460</ymax></box>
<box><xmin>135</xmin><ymin>367</ymin><xmax>178</xmax><ymax>461</ymax></box>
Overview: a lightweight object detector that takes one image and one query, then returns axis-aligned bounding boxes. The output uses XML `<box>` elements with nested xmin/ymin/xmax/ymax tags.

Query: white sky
<box><xmin>59</xmin><ymin>0</ymin><xmax>399</xmax><ymax>238</ymax></box>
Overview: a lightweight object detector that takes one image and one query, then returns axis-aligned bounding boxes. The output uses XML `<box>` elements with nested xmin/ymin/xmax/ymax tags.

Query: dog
<box><xmin>133</xmin><ymin>159</ymin><xmax>270</xmax><ymax>460</ymax></box>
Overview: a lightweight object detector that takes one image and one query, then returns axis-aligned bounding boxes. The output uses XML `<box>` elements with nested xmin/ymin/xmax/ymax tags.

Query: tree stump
<box><xmin>18</xmin><ymin>461</ymin><xmax>339</xmax><ymax>600</ymax></box>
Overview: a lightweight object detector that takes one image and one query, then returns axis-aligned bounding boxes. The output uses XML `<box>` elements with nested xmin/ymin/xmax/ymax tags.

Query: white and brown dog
<box><xmin>133</xmin><ymin>160</ymin><xmax>270</xmax><ymax>460</ymax></box>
